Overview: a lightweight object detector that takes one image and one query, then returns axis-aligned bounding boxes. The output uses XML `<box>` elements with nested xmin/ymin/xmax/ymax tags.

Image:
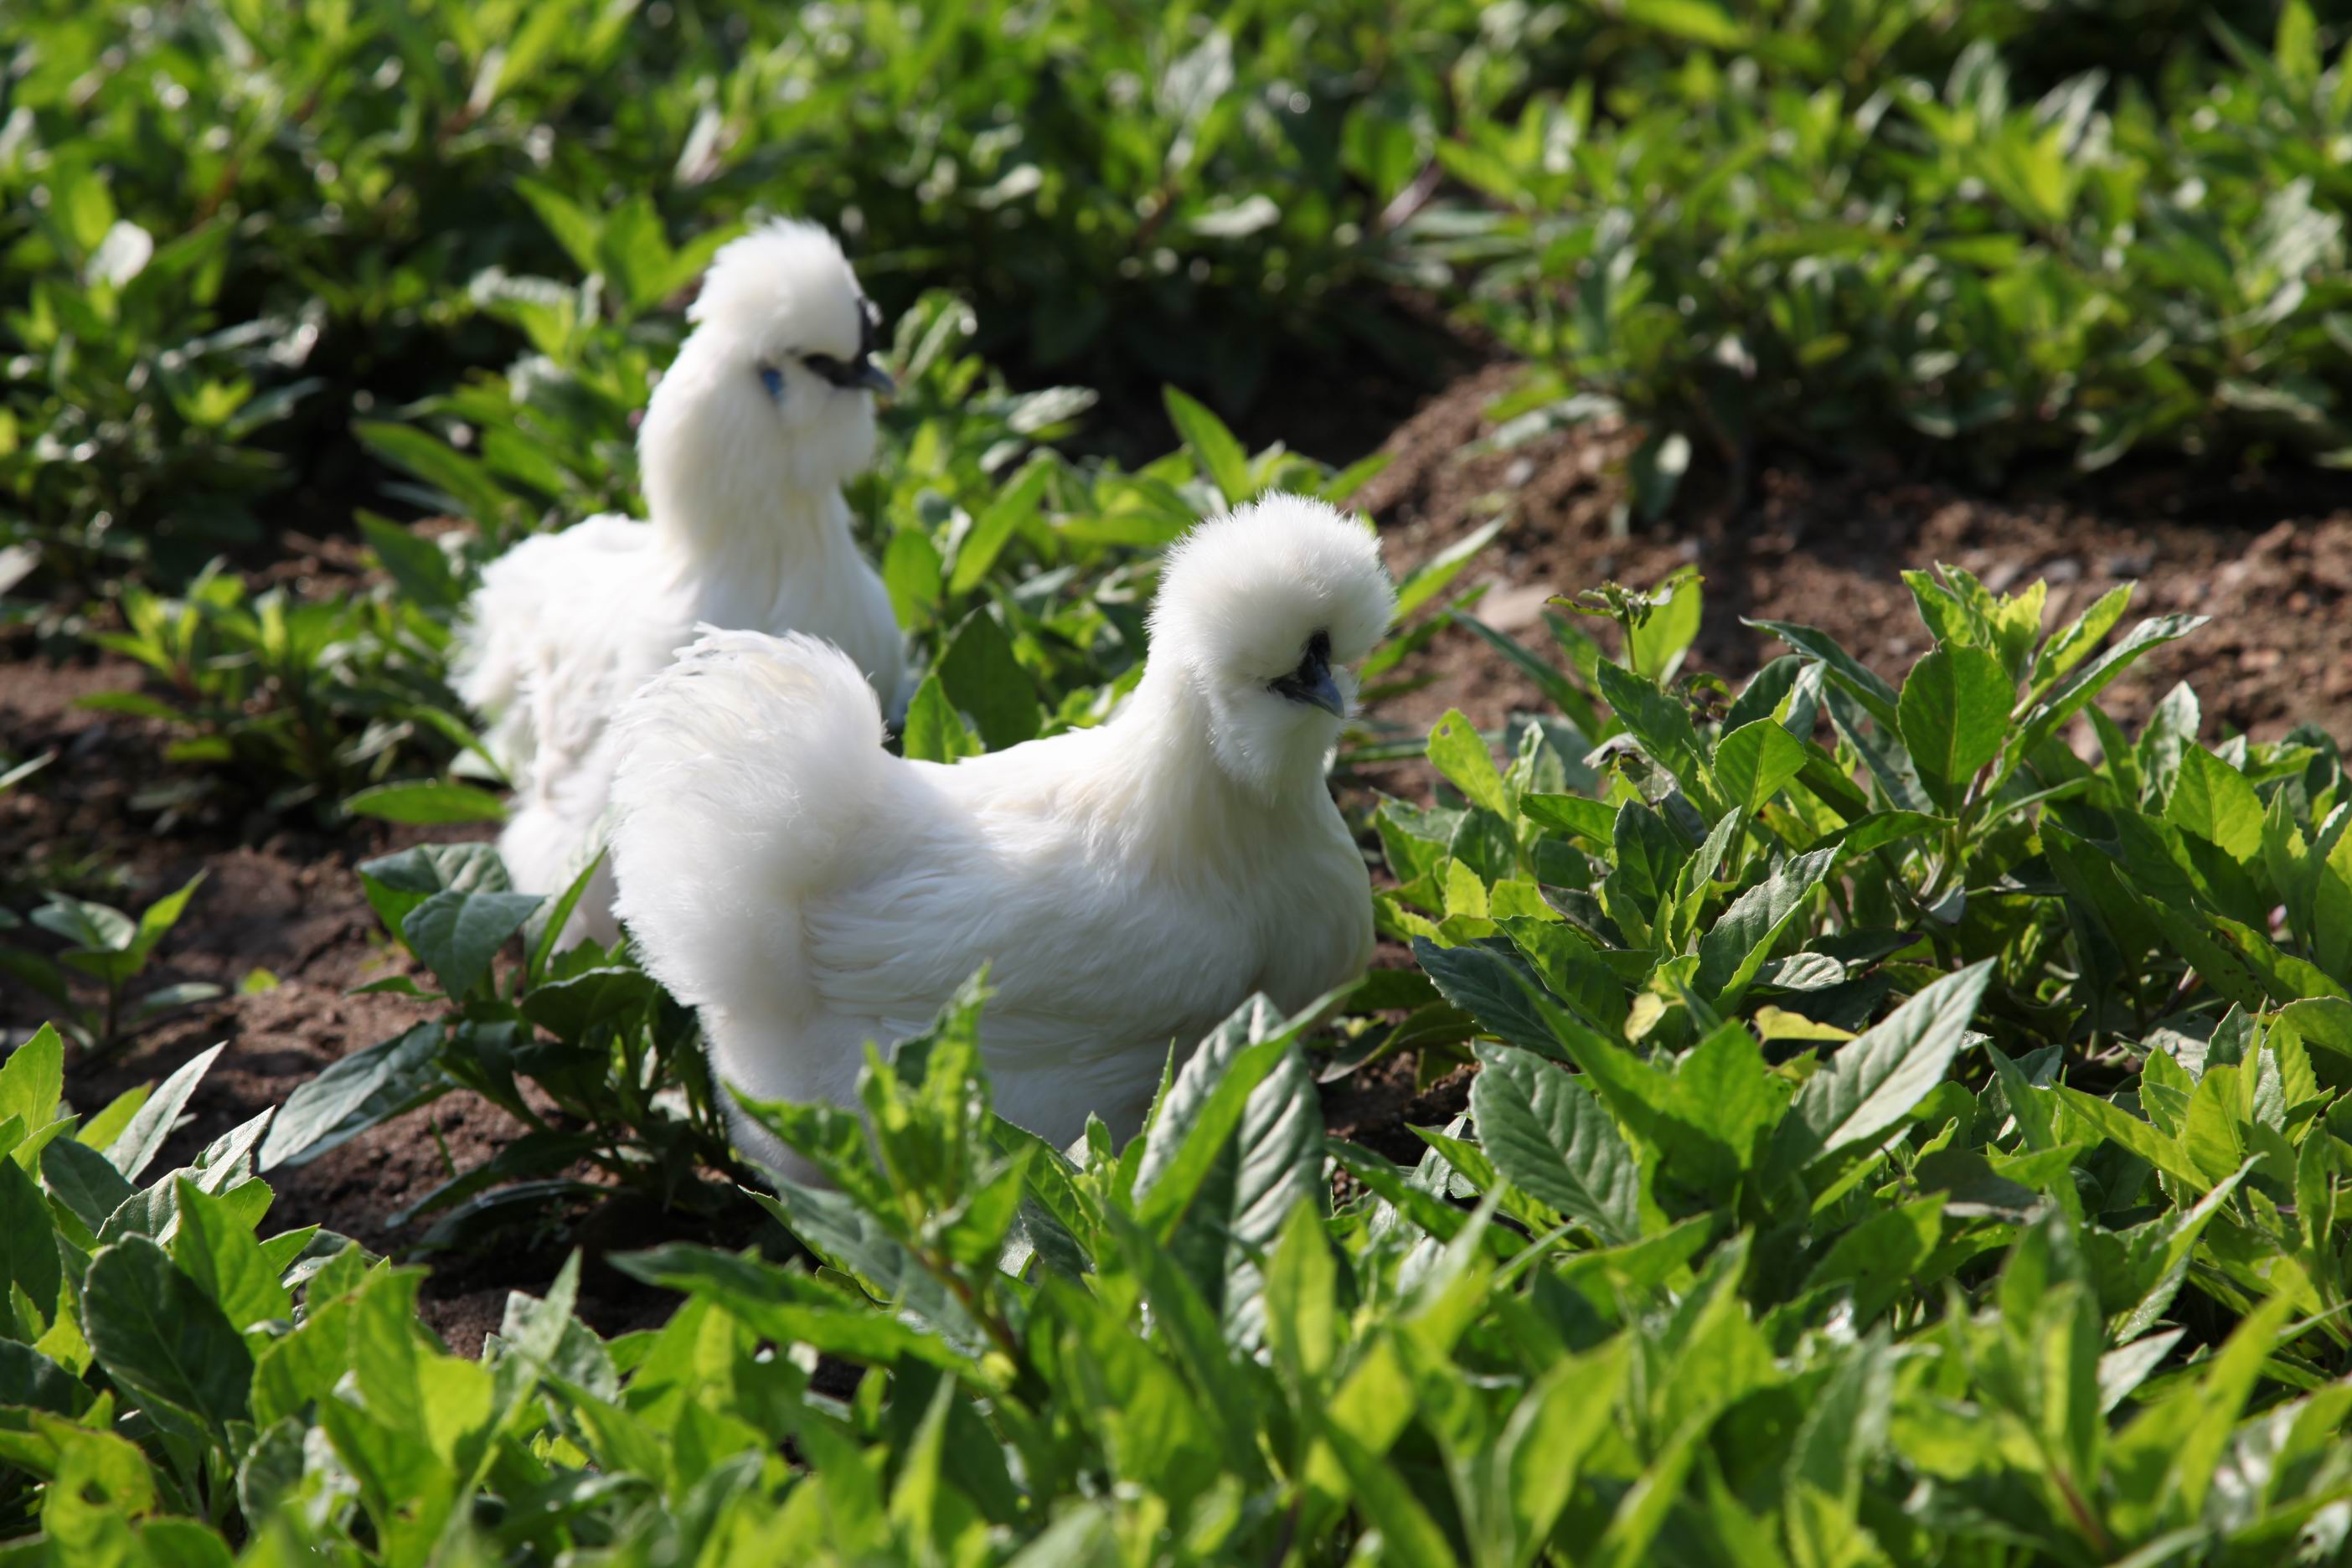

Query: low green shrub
<box><xmin>9</xmin><ymin>556</ymin><xmax>2352</xmax><ymax>1565</ymax></box>
<box><xmin>1418</xmin><ymin>1</ymin><xmax>2352</xmax><ymax>493</ymax></box>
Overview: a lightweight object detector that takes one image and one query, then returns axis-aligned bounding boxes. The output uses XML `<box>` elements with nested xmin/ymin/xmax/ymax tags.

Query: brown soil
<box><xmin>1356</xmin><ymin>365</ymin><xmax>2352</xmax><ymax>749</ymax></box>
<box><xmin>8</xmin><ymin>359</ymin><xmax>2349</xmax><ymax>1355</ymax></box>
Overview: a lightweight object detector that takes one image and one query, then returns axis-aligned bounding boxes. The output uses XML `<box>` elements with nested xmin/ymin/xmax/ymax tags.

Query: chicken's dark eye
<box><xmin>756</xmin><ymin>364</ymin><xmax>785</xmax><ymax>400</ymax></box>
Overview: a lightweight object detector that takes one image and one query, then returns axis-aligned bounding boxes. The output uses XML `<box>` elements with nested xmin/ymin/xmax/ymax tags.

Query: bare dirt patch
<box><xmin>1354</xmin><ymin>367</ymin><xmax>2352</xmax><ymax>750</ymax></box>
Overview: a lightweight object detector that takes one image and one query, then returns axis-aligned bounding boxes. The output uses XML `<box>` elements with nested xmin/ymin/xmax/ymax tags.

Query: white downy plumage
<box><xmin>609</xmin><ymin>493</ymin><xmax>1397</xmax><ymax>1175</ymax></box>
<box><xmin>456</xmin><ymin>219</ymin><xmax>906</xmax><ymax>946</ymax></box>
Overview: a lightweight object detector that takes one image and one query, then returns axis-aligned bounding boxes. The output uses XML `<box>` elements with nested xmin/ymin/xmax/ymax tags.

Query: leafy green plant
<box><xmin>255</xmin><ymin>843</ymin><xmax>740</xmax><ymax>1245</ymax></box>
<box><xmin>10</xmin><ymin>912</ymin><xmax>2352</xmax><ymax>1562</ymax></box>
<box><xmin>0</xmin><ymin>875</ymin><xmax>217</xmax><ymax>1055</ymax></box>
<box><xmin>79</xmin><ymin>562</ymin><xmax>473</xmax><ymax>820</ymax></box>
<box><xmin>1420</xmin><ymin>0</ymin><xmax>2352</xmax><ymax>486</ymax></box>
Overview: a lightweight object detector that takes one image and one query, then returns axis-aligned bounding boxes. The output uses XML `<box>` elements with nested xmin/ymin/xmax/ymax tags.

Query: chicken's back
<box><xmin>454</xmin><ymin>514</ymin><xmax>660</xmax><ymax>789</ymax></box>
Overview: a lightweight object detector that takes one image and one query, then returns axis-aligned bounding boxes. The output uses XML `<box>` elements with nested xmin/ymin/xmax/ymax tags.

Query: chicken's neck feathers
<box><xmin>1062</xmin><ymin>666</ymin><xmax>1340</xmax><ymax>870</ymax></box>
<box><xmin>651</xmin><ymin>487</ymin><xmax>863</xmax><ymax>624</ymax></box>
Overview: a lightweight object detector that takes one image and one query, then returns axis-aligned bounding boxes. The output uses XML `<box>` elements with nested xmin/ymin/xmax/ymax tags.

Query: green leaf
<box><xmin>2014</xmin><ymin>614</ymin><xmax>2208</xmax><ymax>769</ymax></box>
<box><xmin>936</xmin><ymin>607</ymin><xmax>1042</xmax><ymax>750</ymax></box>
<box><xmin>1131</xmin><ymin>997</ymin><xmax>1324</xmax><ymax>1346</ymax></box>
<box><xmin>1622</xmin><ymin>0</ymin><xmax>1746</xmax><ymax>47</ymax></box>
<box><xmin>1415</xmin><ymin>940</ymin><xmax>1565</xmax><ymax>1059</ymax></box>
<box><xmin>1395</xmin><ymin>517</ymin><xmax>1506</xmax><ymax>620</ymax></box>
<box><xmin>170</xmin><ymin>1179</ymin><xmax>290</xmax><ymax>1333</ymax></box>
<box><xmin>41</xmin><ymin>1137</ymin><xmax>135</xmax><ymax>1233</ymax></box>
<box><xmin>949</xmin><ymin>452</ymin><xmax>1055</xmax><ymax>596</ymax></box>
<box><xmin>882</xmin><ymin>528</ymin><xmax>944</xmax><ymax>631</ymax></box>
<box><xmin>900</xmin><ymin>672</ymin><xmax>983</xmax><ymax>764</ymax></box>
<box><xmin>400</xmin><ymin>889</ymin><xmax>544</xmax><ymax>998</ymax></box>
<box><xmin>1163</xmin><ymin>386</ymin><xmax>1254</xmax><ymax>507</ymax></box>
<box><xmin>355</xmin><ymin>843</ymin><xmax>511</xmax><ymax>936</ymax></box>
<box><xmin>83</xmin><ymin>1235</ymin><xmax>253</xmax><ymax>1442</ymax></box>
<box><xmin>2035</xmin><ymin>582</ymin><xmax>2134</xmax><ymax>687</ymax></box>
<box><xmin>2166</xmin><ymin>747</ymin><xmax>2263</xmax><ymax>864</ymax></box>
<box><xmin>1711</xmin><ymin>719</ymin><xmax>1806</xmax><ymax>811</ymax></box>
<box><xmin>106</xmin><ymin>1042</ymin><xmax>224</xmax><ymax>1181</ymax></box>
<box><xmin>258</xmin><ymin>1023</ymin><xmax>446</xmax><ymax>1170</ymax></box>
<box><xmin>343</xmin><ymin>780</ymin><xmax>508</xmax><ymax>826</ymax></box>
<box><xmin>1595</xmin><ymin>661</ymin><xmax>1711</xmax><ymax>797</ymax></box>
<box><xmin>1695</xmin><ymin>848</ymin><xmax>1836</xmax><ymax>1006</ymax></box>
<box><xmin>1470</xmin><ymin>1042</ymin><xmax>1642</xmax><ymax>1245</ymax></box>
<box><xmin>1263</xmin><ymin>1200</ymin><xmax>1338</xmax><ymax>1391</ymax></box>
<box><xmin>1770</xmin><ymin>962</ymin><xmax>1994</xmax><ymax>1178</ymax></box>
<box><xmin>1427</xmin><ymin>709</ymin><xmax>1509</xmax><ymax>818</ymax></box>
<box><xmin>1625</xmin><ymin>569</ymin><xmax>1703</xmax><ymax>683</ymax></box>
<box><xmin>0</xmin><ymin>1024</ymin><xmax>63</xmax><ymax>1140</ymax></box>
<box><xmin>353</xmin><ymin>420</ymin><xmax>513</xmax><ymax>524</ymax></box>
<box><xmin>1785</xmin><ymin>1328</ymin><xmax>1896</xmax><ymax>1504</ymax></box>
<box><xmin>1896</xmin><ymin>646</ymin><xmax>2012</xmax><ymax>800</ymax></box>
<box><xmin>0</xmin><ymin>1340</ymin><xmax>84</xmax><ymax>1416</ymax></box>
<box><xmin>1746</xmin><ymin>620</ymin><xmax>1901</xmax><ymax>732</ymax></box>
<box><xmin>0</xmin><ymin>1157</ymin><xmax>61</xmax><ymax>1329</ymax></box>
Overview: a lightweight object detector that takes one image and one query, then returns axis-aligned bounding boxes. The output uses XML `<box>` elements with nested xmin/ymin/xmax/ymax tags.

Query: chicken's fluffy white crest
<box><xmin>609</xmin><ymin>493</ymin><xmax>1396</xmax><ymax>1179</ymax></box>
<box><xmin>455</xmin><ymin>217</ymin><xmax>905</xmax><ymax>949</ymax></box>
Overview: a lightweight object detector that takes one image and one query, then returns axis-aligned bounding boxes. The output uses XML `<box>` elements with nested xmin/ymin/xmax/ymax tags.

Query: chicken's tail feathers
<box><xmin>607</xmin><ymin>628</ymin><xmax>889</xmax><ymax>1011</ymax></box>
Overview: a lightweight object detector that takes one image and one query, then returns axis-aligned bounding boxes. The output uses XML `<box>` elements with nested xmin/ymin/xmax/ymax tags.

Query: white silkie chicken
<box><xmin>608</xmin><ymin>493</ymin><xmax>1396</xmax><ymax>1174</ymax></box>
<box><xmin>456</xmin><ymin>219</ymin><xmax>906</xmax><ymax>946</ymax></box>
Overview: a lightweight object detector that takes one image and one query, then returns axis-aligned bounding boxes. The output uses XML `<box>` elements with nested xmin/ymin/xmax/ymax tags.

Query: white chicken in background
<box><xmin>609</xmin><ymin>493</ymin><xmax>1395</xmax><ymax>1175</ymax></box>
<box><xmin>456</xmin><ymin>219</ymin><xmax>906</xmax><ymax>946</ymax></box>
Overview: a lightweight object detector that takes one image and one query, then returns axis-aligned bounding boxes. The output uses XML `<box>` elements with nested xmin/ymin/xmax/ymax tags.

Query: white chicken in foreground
<box><xmin>456</xmin><ymin>219</ymin><xmax>906</xmax><ymax>946</ymax></box>
<box><xmin>608</xmin><ymin>493</ymin><xmax>1396</xmax><ymax>1174</ymax></box>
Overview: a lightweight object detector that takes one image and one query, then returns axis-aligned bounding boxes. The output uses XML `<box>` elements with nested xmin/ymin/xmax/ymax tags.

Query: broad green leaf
<box><xmin>1746</xmin><ymin>620</ymin><xmax>1902</xmax><ymax>731</ymax></box>
<box><xmin>1470</xmin><ymin>1042</ymin><xmax>1642</xmax><ymax>1245</ymax></box>
<box><xmin>0</xmin><ymin>1024</ymin><xmax>63</xmax><ymax>1138</ymax></box>
<box><xmin>1770</xmin><ymin>962</ymin><xmax>1994</xmax><ymax>1178</ymax></box>
<box><xmin>936</xmin><ymin>606</ymin><xmax>1042</xmax><ymax>750</ymax></box>
<box><xmin>1711</xmin><ymin>719</ymin><xmax>1805</xmax><ymax>810</ymax></box>
<box><xmin>1896</xmin><ymin>646</ymin><xmax>2012</xmax><ymax>799</ymax></box>
<box><xmin>258</xmin><ymin>1023</ymin><xmax>445</xmax><ymax>1170</ymax></box>
<box><xmin>42</xmin><ymin>1137</ymin><xmax>135</xmax><ymax>1232</ymax></box>
<box><xmin>1498</xmin><ymin>1340</ymin><xmax>1631</xmax><ymax>1566</ymax></box>
<box><xmin>1415</xmin><ymin>939</ymin><xmax>1565</xmax><ymax>1059</ymax></box>
<box><xmin>900</xmin><ymin>672</ymin><xmax>983</xmax><ymax>764</ymax></box>
<box><xmin>83</xmin><ymin>1235</ymin><xmax>253</xmax><ymax>1442</ymax></box>
<box><xmin>2014</xmin><ymin>614</ymin><xmax>2208</xmax><ymax>769</ymax></box>
<box><xmin>2166</xmin><ymin>747</ymin><xmax>2263</xmax><ymax>864</ymax></box>
<box><xmin>400</xmin><ymin>889</ymin><xmax>544</xmax><ymax>998</ymax></box>
<box><xmin>1427</xmin><ymin>709</ymin><xmax>1509</xmax><ymax>818</ymax></box>
<box><xmin>1163</xmin><ymin>386</ymin><xmax>1254</xmax><ymax>507</ymax></box>
<box><xmin>2036</xmin><ymin>582</ymin><xmax>2134</xmax><ymax>686</ymax></box>
<box><xmin>1596</xmin><ymin>661</ymin><xmax>1711</xmax><ymax>798</ymax></box>
<box><xmin>344</xmin><ymin>780</ymin><xmax>508</xmax><ymax>826</ymax></box>
<box><xmin>1264</xmin><ymin>1200</ymin><xmax>1338</xmax><ymax>1391</ymax></box>
<box><xmin>106</xmin><ymin>1042</ymin><xmax>224</xmax><ymax>1180</ymax></box>
<box><xmin>1395</xmin><ymin>517</ymin><xmax>1506</xmax><ymax>619</ymax></box>
<box><xmin>1625</xmin><ymin>569</ymin><xmax>1702</xmax><ymax>683</ymax></box>
<box><xmin>0</xmin><ymin>1157</ymin><xmax>61</xmax><ymax>1329</ymax></box>
<box><xmin>948</xmin><ymin>452</ymin><xmax>1054</xmax><ymax>596</ymax></box>
<box><xmin>355</xmin><ymin>843</ymin><xmax>511</xmax><ymax>937</ymax></box>
<box><xmin>1695</xmin><ymin>848</ymin><xmax>1835</xmax><ymax>1006</ymax></box>
<box><xmin>170</xmin><ymin>1179</ymin><xmax>291</xmax><ymax>1333</ymax></box>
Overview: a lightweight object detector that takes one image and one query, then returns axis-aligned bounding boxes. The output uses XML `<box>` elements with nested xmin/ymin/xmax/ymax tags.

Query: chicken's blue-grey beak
<box><xmin>1272</xmin><ymin>637</ymin><xmax>1347</xmax><ymax>718</ymax></box>
<box><xmin>854</xmin><ymin>358</ymin><xmax>895</xmax><ymax>398</ymax></box>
